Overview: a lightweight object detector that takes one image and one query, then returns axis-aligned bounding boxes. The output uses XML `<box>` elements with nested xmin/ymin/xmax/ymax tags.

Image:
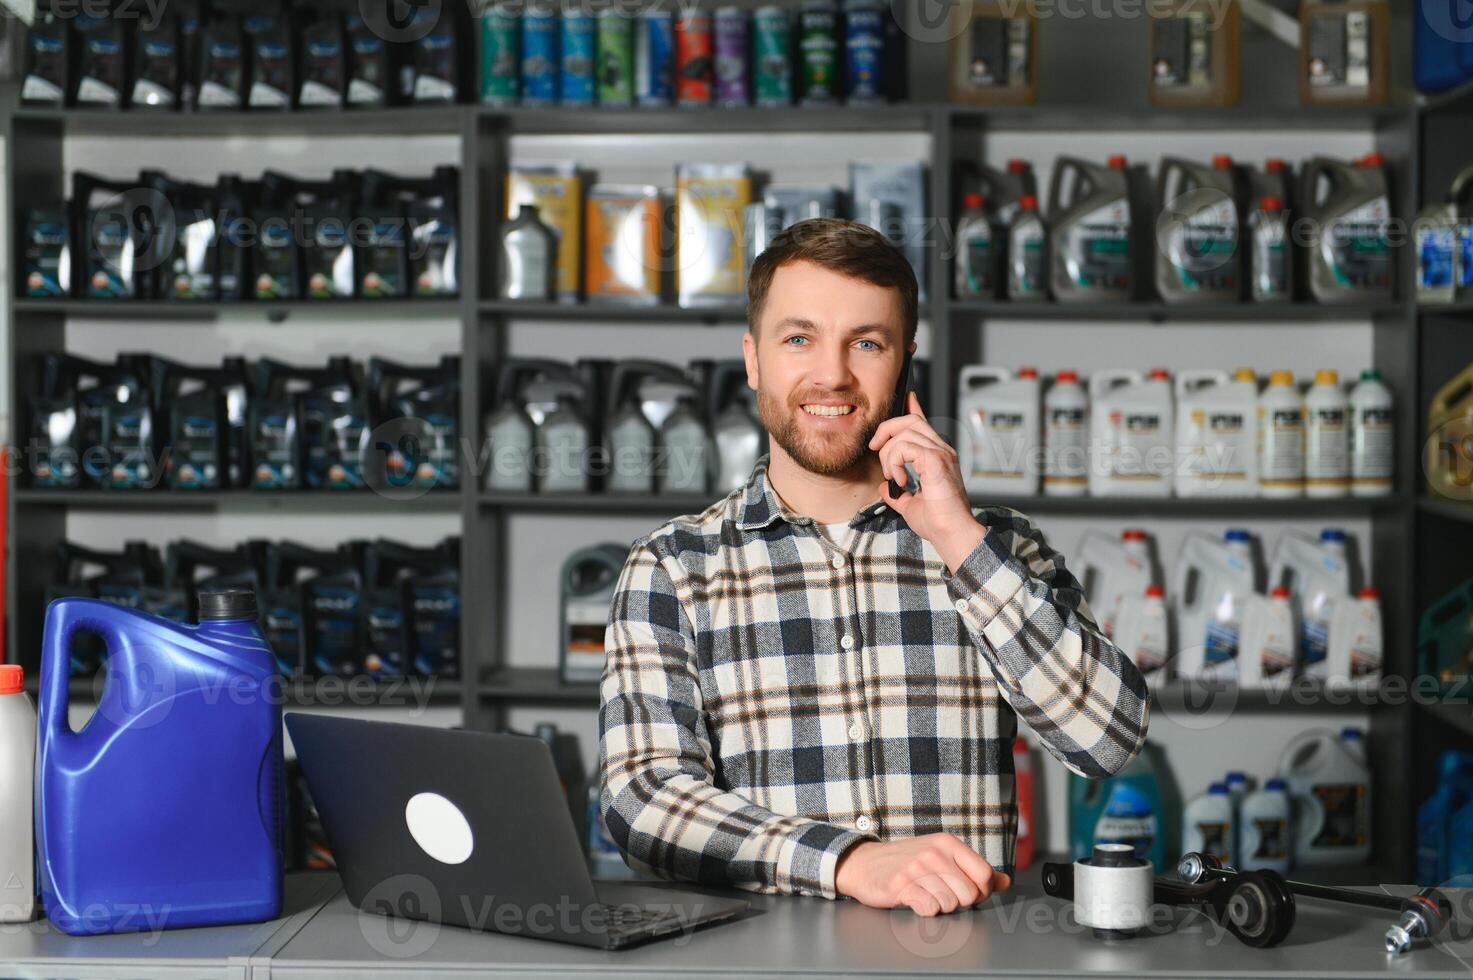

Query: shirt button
<box><xmin>831</xmin><ymin>554</ymin><xmax>845</xmax><ymax>569</ymax></box>
<box><xmin>875</xmin><ymin>505</ymin><xmax>887</xmax><ymax>514</ymax></box>
<box><xmin>840</xmin><ymin>634</ymin><xmax>855</xmax><ymax>650</ymax></box>
<box><xmin>848</xmin><ymin>722</ymin><xmax>861</xmax><ymax>739</ymax></box>
<box><xmin>856</xmin><ymin>815</ymin><xmax>872</xmax><ymax>832</ymax></box>
<box><xmin>954</xmin><ymin>599</ymin><xmax>968</xmax><ymax>613</ymax></box>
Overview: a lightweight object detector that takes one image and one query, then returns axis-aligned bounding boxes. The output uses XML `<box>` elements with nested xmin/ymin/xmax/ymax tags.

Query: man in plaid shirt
<box><xmin>599</xmin><ymin>217</ymin><xmax>1150</xmax><ymax>917</ymax></box>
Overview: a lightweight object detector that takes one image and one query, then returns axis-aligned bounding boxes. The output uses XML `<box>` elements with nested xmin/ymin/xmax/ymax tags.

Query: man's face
<box><xmin>743</xmin><ymin>260</ymin><xmax>912</xmax><ymax>478</ymax></box>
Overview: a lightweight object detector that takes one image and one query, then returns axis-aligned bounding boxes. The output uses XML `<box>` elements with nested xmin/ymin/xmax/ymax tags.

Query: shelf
<box><xmin>480</xmin><ymin>491</ymin><xmax>713</xmax><ymax>515</ymax></box>
<box><xmin>479</xmin><ymin>666</ymin><xmax>599</xmax><ymax>705</ymax></box>
<box><xmin>980</xmin><ymin>495</ymin><xmax>1403</xmax><ymax>518</ymax></box>
<box><xmin>9</xmin><ymin>105</ymin><xmax>468</xmax><ymax>137</ymax></box>
<box><xmin>480</xmin><ymin>103</ymin><xmax>939</xmax><ymax>134</ymax></box>
<box><xmin>14</xmin><ymin>298</ymin><xmax>460</xmax><ymax>322</ymax></box>
<box><xmin>1419</xmin><ymin>699</ymin><xmax>1473</xmax><ymax>739</ymax></box>
<box><xmin>1152</xmin><ymin>680</ymin><xmax>1392</xmax><ymax>715</ymax></box>
<box><xmin>1418</xmin><ymin>300</ymin><xmax>1473</xmax><ymax>315</ymax></box>
<box><xmin>1418</xmin><ymin>77</ymin><xmax>1473</xmax><ymax>115</ymax></box>
<box><xmin>951</xmin><ymin>301</ymin><xmax>1405</xmax><ymax>322</ymax></box>
<box><xmin>25</xmin><ymin>675</ymin><xmax>464</xmax><ymax>708</ymax></box>
<box><xmin>480</xmin><ymin>301</ymin><xmax>750</xmax><ymax>324</ymax></box>
<box><xmin>945</xmin><ymin>102</ymin><xmax>1411</xmax><ymax>132</ymax></box>
<box><xmin>1417</xmin><ymin>497</ymin><xmax>1473</xmax><ymax>524</ymax></box>
<box><xmin>14</xmin><ymin>489</ymin><xmax>462</xmax><ymax>511</ymax></box>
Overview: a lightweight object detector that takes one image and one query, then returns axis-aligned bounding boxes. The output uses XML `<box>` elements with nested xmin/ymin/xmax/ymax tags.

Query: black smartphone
<box><xmin>887</xmin><ymin>351</ymin><xmax>919</xmax><ymax>497</ymax></box>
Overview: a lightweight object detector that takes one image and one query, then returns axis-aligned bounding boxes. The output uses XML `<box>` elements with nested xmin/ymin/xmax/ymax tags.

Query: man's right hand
<box><xmin>834</xmin><ymin>833</ymin><xmax>1012</xmax><ymax>915</ymax></box>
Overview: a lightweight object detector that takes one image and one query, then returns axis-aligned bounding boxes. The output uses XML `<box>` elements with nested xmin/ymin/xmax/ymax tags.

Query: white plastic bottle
<box><xmin>1043</xmin><ymin>370</ymin><xmax>1089</xmax><ymax>497</ymax></box>
<box><xmin>1269</xmin><ymin>529</ymin><xmax>1351</xmax><ymax>681</ymax></box>
<box><xmin>1238</xmin><ymin>586</ymin><xmax>1297</xmax><ymax>689</ymax></box>
<box><xmin>1240</xmin><ymin>778</ymin><xmax>1293</xmax><ymax>873</ymax></box>
<box><xmin>1175</xmin><ymin>368</ymin><xmax>1258</xmax><ymax>498</ymax></box>
<box><xmin>1078</xmin><ymin>528</ymin><xmax>1156</xmax><ymax>638</ymax></box>
<box><xmin>1327</xmin><ymin>587</ymin><xmax>1382</xmax><ymax>690</ymax></box>
<box><xmin>1279</xmin><ymin>728</ymin><xmax>1372</xmax><ymax>867</ymax></box>
<box><xmin>1183</xmin><ymin>782</ymin><xmax>1236</xmax><ymax>866</ymax></box>
<box><xmin>1258</xmin><ymin>370</ymin><xmax>1304</xmax><ymax>498</ymax></box>
<box><xmin>1349</xmin><ymin>369</ymin><xmax>1393</xmax><ymax>498</ymax></box>
<box><xmin>957</xmin><ymin>365</ymin><xmax>1042</xmax><ymax>496</ymax></box>
<box><xmin>1090</xmin><ymin>368</ymin><xmax>1174</xmax><ymax>498</ymax></box>
<box><xmin>0</xmin><ymin>665</ymin><xmax>35</xmax><ymax>922</ymax></box>
<box><xmin>1113</xmin><ymin>584</ymin><xmax>1169</xmax><ymax>685</ymax></box>
<box><xmin>1304</xmin><ymin>369</ymin><xmax>1349</xmax><ymax>498</ymax></box>
<box><xmin>1173</xmin><ymin>529</ymin><xmax>1256</xmax><ymax>680</ymax></box>
<box><xmin>956</xmin><ymin>192</ymin><xmax>996</xmax><ymax>299</ymax></box>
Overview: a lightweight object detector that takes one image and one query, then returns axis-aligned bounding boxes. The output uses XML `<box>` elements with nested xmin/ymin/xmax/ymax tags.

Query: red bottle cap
<box><xmin>1260</xmin><ymin>195</ymin><xmax>1283</xmax><ymax>212</ymax></box>
<box><xmin>1056</xmin><ymin>369</ymin><xmax>1079</xmax><ymax>383</ymax></box>
<box><xmin>1148</xmin><ymin>368</ymin><xmax>1171</xmax><ymax>380</ymax></box>
<box><xmin>1007</xmin><ymin>159</ymin><xmax>1030</xmax><ymax>173</ymax></box>
<box><xmin>1265</xmin><ymin>158</ymin><xmax>1287</xmax><ymax>172</ymax></box>
<box><xmin>1018</xmin><ymin>366</ymin><xmax>1039</xmax><ymax>379</ymax></box>
<box><xmin>1213</xmin><ymin>154</ymin><xmax>1235</xmax><ymax>169</ymax></box>
<box><xmin>1019</xmin><ymin>194</ymin><xmax>1039</xmax><ymax>210</ymax></box>
<box><xmin>1359</xmin><ymin>587</ymin><xmax>1380</xmax><ymax>600</ymax></box>
<box><xmin>1123</xmin><ymin>529</ymin><xmax>1148</xmax><ymax>541</ymax></box>
<box><xmin>1146</xmin><ymin>584</ymin><xmax>1165</xmax><ymax>598</ymax></box>
<box><xmin>0</xmin><ymin>665</ymin><xmax>22</xmax><ymax>695</ymax></box>
<box><xmin>1360</xmin><ymin>152</ymin><xmax>1385</xmax><ymax>167</ymax></box>
<box><xmin>963</xmin><ymin>192</ymin><xmax>985</xmax><ymax>209</ymax></box>
<box><xmin>1108</xmin><ymin>155</ymin><xmax>1128</xmax><ymax>169</ymax></box>
<box><xmin>1271</xmin><ymin>586</ymin><xmax>1291</xmax><ymax>599</ymax></box>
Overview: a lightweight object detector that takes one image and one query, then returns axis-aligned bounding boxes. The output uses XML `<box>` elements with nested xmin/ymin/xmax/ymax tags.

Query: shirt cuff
<box><xmin>786</xmin><ymin>823</ymin><xmax>879</xmax><ymax>900</ymax></box>
<box><xmin>941</xmin><ymin>527</ymin><xmax>1030</xmax><ymax>632</ymax></box>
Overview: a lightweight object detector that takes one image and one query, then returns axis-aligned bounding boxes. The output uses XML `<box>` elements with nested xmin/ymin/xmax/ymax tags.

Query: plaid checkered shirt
<box><xmin>598</xmin><ymin>455</ymin><xmax>1151</xmax><ymax>899</ymax></box>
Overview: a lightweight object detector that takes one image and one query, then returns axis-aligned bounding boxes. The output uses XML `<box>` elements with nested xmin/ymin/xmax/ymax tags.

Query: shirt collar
<box><xmin>736</xmin><ymin>455</ymin><xmax>895</xmax><ymax>532</ymax></box>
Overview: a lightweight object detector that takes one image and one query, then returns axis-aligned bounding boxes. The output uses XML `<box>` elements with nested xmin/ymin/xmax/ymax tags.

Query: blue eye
<box><xmin>857</xmin><ymin>339</ymin><xmax>879</xmax><ymax>351</ymax></box>
<box><xmin>786</xmin><ymin>336</ymin><xmax>808</xmax><ymax>346</ymax></box>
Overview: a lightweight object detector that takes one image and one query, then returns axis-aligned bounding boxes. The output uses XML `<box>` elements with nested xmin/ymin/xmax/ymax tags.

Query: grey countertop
<box><xmin>4</xmin><ymin>867</ymin><xmax>1472</xmax><ymax>979</ymax></box>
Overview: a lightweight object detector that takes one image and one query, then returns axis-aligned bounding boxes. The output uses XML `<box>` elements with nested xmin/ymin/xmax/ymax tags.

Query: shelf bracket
<box><xmin>1239</xmin><ymin>0</ymin><xmax>1300</xmax><ymax>50</ymax></box>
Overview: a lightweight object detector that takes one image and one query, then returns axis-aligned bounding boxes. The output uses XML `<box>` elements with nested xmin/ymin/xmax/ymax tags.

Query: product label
<box><xmin>1323</xmin><ymin>197</ymin><xmax>1391</xmax><ymax>292</ymax></box>
<box><xmin>1460</xmin><ymin>222</ymin><xmax>1473</xmax><ymax>290</ymax></box>
<box><xmin>962</xmin><ymin>234</ymin><xmax>995</xmax><ymax>296</ymax></box>
<box><xmin>1063</xmin><ymin>202</ymin><xmax>1132</xmax><ymax>292</ymax></box>
<box><xmin>1010</xmin><ymin>224</ymin><xmax>1046</xmax><ymax>297</ymax></box>
<box><xmin>1258</xmin><ymin>403</ymin><xmax>1304</xmax><ymax>488</ymax></box>
<box><xmin>1306</xmin><ymin>405</ymin><xmax>1349</xmax><ymax>487</ymax></box>
<box><xmin>1421</xmin><ymin>224</ymin><xmax>1457</xmax><ymax>290</ymax></box>
<box><xmin>1044</xmin><ymin>404</ymin><xmax>1088</xmax><ymax>486</ymax></box>
<box><xmin>1311</xmin><ymin>783</ymin><xmax>1368</xmax><ymax>849</ymax></box>
<box><xmin>1194</xmin><ymin>820</ymin><xmax>1232</xmax><ymax>864</ymax></box>
<box><xmin>1352</xmin><ymin>404</ymin><xmax>1393</xmax><ymax>485</ymax></box>
<box><xmin>1168</xmin><ymin>197</ymin><xmax>1238</xmax><ymax>293</ymax></box>
<box><xmin>1093</xmin><ymin>784</ymin><xmax>1157</xmax><ymax>863</ymax></box>
<box><xmin>1250</xmin><ymin>816</ymin><xmax>1289</xmax><ymax>861</ymax></box>
<box><xmin>1254</xmin><ymin>219</ymin><xmax>1290</xmax><ymax>298</ymax></box>
<box><xmin>967</xmin><ymin>407</ymin><xmax>1029</xmax><ymax>485</ymax></box>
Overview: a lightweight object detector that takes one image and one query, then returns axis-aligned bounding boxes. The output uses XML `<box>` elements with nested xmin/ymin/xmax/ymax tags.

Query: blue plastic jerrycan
<box><xmin>37</xmin><ymin>589</ymin><xmax>284</xmax><ymax>936</ymax></box>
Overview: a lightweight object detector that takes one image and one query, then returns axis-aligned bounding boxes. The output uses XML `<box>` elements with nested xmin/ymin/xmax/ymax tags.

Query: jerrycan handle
<box><xmin>39</xmin><ymin>598</ymin><xmax>127</xmax><ymax>736</ymax></box>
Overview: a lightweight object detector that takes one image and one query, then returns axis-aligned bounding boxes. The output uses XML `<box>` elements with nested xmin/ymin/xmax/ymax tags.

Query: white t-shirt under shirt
<box><xmin>816</xmin><ymin>522</ymin><xmax>851</xmax><ymax>547</ymax></box>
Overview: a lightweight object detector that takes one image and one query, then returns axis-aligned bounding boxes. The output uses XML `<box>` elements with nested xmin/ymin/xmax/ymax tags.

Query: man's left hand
<box><xmin>870</xmin><ymin>392</ymin><xmax>985</xmax><ymax>573</ymax></box>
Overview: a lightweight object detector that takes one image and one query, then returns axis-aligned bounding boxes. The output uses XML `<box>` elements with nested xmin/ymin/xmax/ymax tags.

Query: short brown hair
<box><xmin>746</xmin><ymin>217</ymin><xmax>919</xmax><ymax>343</ymax></box>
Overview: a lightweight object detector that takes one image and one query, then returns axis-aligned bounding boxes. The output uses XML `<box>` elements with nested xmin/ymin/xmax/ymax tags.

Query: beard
<box><xmin>757</xmin><ymin>384</ymin><xmax>893</xmax><ymax>477</ymax></box>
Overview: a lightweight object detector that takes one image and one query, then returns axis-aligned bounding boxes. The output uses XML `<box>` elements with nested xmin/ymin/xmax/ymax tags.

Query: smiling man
<box><xmin>598</xmin><ymin>218</ymin><xmax>1150</xmax><ymax>917</ymax></box>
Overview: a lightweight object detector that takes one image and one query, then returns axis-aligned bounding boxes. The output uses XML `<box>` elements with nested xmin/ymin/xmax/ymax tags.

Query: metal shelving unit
<box><xmin>2</xmin><ymin>73</ymin><xmax>1431</xmax><ymax>881</ymax></box>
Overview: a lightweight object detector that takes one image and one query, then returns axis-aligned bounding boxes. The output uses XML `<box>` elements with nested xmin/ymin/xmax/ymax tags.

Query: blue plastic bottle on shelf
<box><xmin>37</xmin><ymin>589</ymin><xmax>284</xmax><ymax>936</ymax></box>
<box><xmin>1415</xmin><ymin>3</ymin><xmax>1473</xmax><ymax>95</ymax></box>
<box><xmin>1069</xmin><ymin>744</ymin><xmax>1167</xmax><ymax>870</ymax></box>
<box><xmin>1416</xmin><ymin>750</ymin><xmax>1473</xmax><ymax>885</ymax></box>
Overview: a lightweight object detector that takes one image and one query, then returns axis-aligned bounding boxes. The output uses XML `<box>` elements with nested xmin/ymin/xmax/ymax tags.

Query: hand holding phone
<box><xmin>886</xmin><ymin>352</ymin><xmax>920</xmax><ymax>497</ymax></box>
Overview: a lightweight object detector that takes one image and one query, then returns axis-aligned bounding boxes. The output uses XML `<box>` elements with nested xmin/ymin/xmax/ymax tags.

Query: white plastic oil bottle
<box><xmin>1043</xmin><ymin>370</ymin><xmax>1089</xmax><ymax>497</ymax></box>
<box><xmin>1250</xmin><ymin>195</ymin><xmax>1293</xmax><ymax>303</ymax></box>
<box><xmin>1077</xmin><ymin>528</ymin><xmax>1156</xmax><ymax>638</ymax></box>
<box><xmin>1237</xmin><ymin>586</ymin><xmax>1297</xmax><ymax>689</ymax></box>
<box><xmin>1155</xmin><ymin>155</ymin><xmax>1242</xmax><ymax>304</ymax></box>
<box><xmin>1175</xmin><ymin>368</ymin><xmax>1257</xmax><ymax>498</ymax></box>
<box><xmin>1049</xmin><ymin>155</ymin><xmax>1135</xmax><ymax>303</ymax></box>
<box><xmin>957</xmin><ymin>366</ymin><xmax>1042</xmax><ymax>496</ymax></box>
<box><xmin>1007</xmin><ymin>195</ymin><xmax>1048</xmax><ymax>302</ymax></box>
<box><xmin>1183</xmin><ymin>782</ymin><xmax>1236</xmax><ymax>866</ymax></box>
<box><xmin>1089</xmin><ymin>369</ymin><xmax>1174</xmax><ymax>497</ymax></box>
<box><xmin>0</xmin><ymin>665</ymin><xmax>35</xmax><ymax>923</ymax></box>
<box><xmin>1279</xmin><ymin>728</ymin><xmax>1372</xmax><ymax>866</ymax></box>
<box><xmin>1349</xmin><ymin>368</ymin><xmax>1393</xmax><ymax>497</ymax></box>
<box><xmin>1305</xmin><ymin>369</ymin><xmax>1349</xmax><ymax>498</ymax></box>
<box><xmin>1269</xmin><ymin>528</ymin><xmax>1351</xmax><ymax>680</ymax></box>
<box><xmin>1258</xmin><ymin>370</ymin><xmax>1304</xmax><ymax>498</ymax></box>
<box><xmin>1240</xmin><ymin>778</ymin><xmax>1293</xmax><ymax>873</ymax></box>
<box><xmin>956</xmin><ymin>192</ymin><xmax>997</xmax><ymax>299</ymax></box>
<box><xmin>1327</xmin><ymin>586</ymin><xmax>1382</xmax><ymax>689</ymax></box>
<box><xmin>1112</xmin><ymin>584</ymin><xmax>1169</xmax><ymax>684</ymax></box>
<box><xmin>1172</xmin><ymin>528</ymin><xmax>1256</xmax><ymax>679</ymax></box>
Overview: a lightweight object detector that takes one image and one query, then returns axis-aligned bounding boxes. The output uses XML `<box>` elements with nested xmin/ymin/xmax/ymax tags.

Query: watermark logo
<box><xmin>1155</xmin><ymin>186</ymin><xmax>1239</xmax><ymax>279</ymax></box>
<box><xmin>359</xmin><ymin>873</ymin><xmax>443</xmax><ymax>958</ymax></box>
<box><xmin>1419</xmin><ymin>0</ymin><xmax>1473</xmax><ymax>44</ymax></box>
<box><xmin>360</xmin><ymin>0</ymin><xmax>444</xmax><ymax>43</ymax></box>
<box><xmin>88</xmin><ymin>187</ymin><xmax>175</xmax><ymax>278</ymax></box>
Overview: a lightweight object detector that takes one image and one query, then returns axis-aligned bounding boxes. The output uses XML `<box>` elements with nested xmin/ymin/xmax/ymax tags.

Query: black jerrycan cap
<box><xmin>198</xmin><ymin>588</ymin><xmax>260</xmax><ymax>622</ymax></box>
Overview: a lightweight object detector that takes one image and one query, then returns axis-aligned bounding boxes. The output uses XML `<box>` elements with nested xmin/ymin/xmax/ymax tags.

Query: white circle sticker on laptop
<box><xmin>405</xmin><ymin>792</ymin><xmax>475</xmax><ymax>865</ymax></box>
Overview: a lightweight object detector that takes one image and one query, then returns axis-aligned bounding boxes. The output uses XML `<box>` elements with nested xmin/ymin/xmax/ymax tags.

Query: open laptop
<box><xmin>286</xmin><ymin>713</ymin><xmax>750</xmax><ymax>949</ymax></box>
